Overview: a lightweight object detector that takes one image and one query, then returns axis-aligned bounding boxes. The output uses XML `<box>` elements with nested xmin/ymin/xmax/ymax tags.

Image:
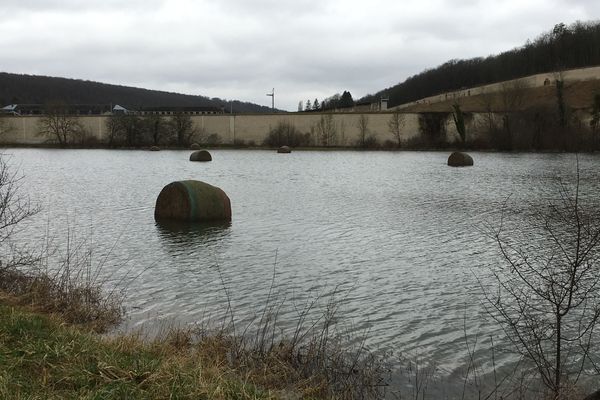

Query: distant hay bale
<box><xmin>448</xmin><ymin>151</ymin><xmax>474</xmax><ymax>167</ymax></box>
<box><xmin>154</xmin><ymin>180</ymin><xmax>231</xmax><ymax>222</ymax></box>
<box><xmin>277</xmin><ymin>145</ymin><xmax>291</xmax><ymax>153</ymax></box>
<box><xmin>190</xmin><ymin>143</ymin><xmax>201</xmax><ymax>150</ymax></box>
<box><xmin>190</xmin><ymin>150</ymin><xmax>212</xmax><ymax>162</ymax></box>
<box><xmin>150</xmin><ymin>146</ymin><xmax>160</xmax><ymax>151</ymax></box>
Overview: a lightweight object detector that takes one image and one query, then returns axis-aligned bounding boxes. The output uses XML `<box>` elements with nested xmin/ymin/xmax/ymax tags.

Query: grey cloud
<box><xmin>1</xmin><ymin>0</ymin><xmax>598</xmax><ymax>110</ymax></box>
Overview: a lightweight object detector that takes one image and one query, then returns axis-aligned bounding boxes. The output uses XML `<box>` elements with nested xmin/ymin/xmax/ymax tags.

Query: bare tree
<box><xmin>38</xmin><ymin>102</ymin><xmax>84</xmax><ymax>147</ymax></box>
<box><xmin>121</xmin><ymin>114</ymin><xmax>144</xmax><ymax>147</ymax></box>
<box><xmin>483</xmin><ymin>162</ymin><xmax>600</xmax><ymax>398</ymax></box>
<box><xmin>169</xmin><ymin>113</ymin><xmax>198</xmax><ymax>146</ymax></box>
<box><xmin>315</xmin><ymin>114</ymin><xmax>337</xmax><ymax>146</ymax></box>
<box><xmin>105</xmin><ymin>115</ymin><xmax>122</xmax><ymax>148</ymax></box>
<box><xmin>263</xmin><ymin>120</ymin><xmax>309</xmax><ymax>147</ymax></box>
<box><xmin>105</xmin><ymin>113</ymin><xmax>149</xmax><ymax>147</ymax></box>
<box><xmin>143</xmin><ymin>114</ymin><xmax>168</xmax><ymax>146</ymax></box>
<box><xmin>387</xmin><ymin>110</ymin><xmax>405</xmax><ymax>148</ymax></box>
<box><xmin>357</xmin><ymin>114</ymin><xmax>370</xmax><ymax>148</ymax></box>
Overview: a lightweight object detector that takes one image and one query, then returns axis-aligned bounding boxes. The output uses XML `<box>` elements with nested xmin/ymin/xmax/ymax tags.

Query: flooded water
<box><xmin>5</xmin><ymin>148</ymin><xmax>600</xmax><ymax>397</ymax></box>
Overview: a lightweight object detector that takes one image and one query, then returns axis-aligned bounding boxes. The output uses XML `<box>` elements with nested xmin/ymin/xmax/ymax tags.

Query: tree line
<box><xmin>298</xmin><ymin>91</ymin><xmax>355</xmax><ymax>112</ymax></box>
<box><xmin>362</xmin><ymin>21</ymin><xmax>600</xmax><ymax>107</ymax></box>
<box><xmin>37</xmin><ymin>104</ymin><xmax>220</xmax><ymax>148</ymax></box>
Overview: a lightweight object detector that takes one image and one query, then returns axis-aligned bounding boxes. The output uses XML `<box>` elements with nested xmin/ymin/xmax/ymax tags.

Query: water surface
<box><xmin>6</xmin><ymin>148</ymin><xmax>599</xmax><ymax>395</ymax></box>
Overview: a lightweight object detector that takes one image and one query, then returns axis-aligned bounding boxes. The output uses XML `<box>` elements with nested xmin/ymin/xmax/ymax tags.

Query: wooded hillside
<box><xmin>361</xmin><ymin>21</ymin><xmax>600</xmax><ymax>107</ymax></box>
<box><xmin>0</xmin><ymin>73</ymin><xmax>275</xmax><ymax>113</ymax></box>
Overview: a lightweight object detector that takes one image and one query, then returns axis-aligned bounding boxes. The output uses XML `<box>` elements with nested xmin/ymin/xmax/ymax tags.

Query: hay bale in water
<box><xmin>154</xmin><ymin>180</ymin><xmax>231</xmax><ymax>222</ymax></box>
<box><xmin>149</xmin><ymin>146</ymin><xmax>160</xmax><ymax>151</ymax></box>
<box><xmin>190</xmin><ymin>150</ymin><xmax>212</xmax><ymax>162</ymax></box>
<box><xmin>190</xmin><ymin>143</ymin><xmax>201</xmax><ymax>150</ymax></box>
<box><xmin>277</xmin><ymin>145</ymin><xmax>291</xmax><ymax>153</ymax></box>
<box><xmin>448</xmin><ymin>151</ymin><xmax>474</xmax><ymax>167</ymax></box>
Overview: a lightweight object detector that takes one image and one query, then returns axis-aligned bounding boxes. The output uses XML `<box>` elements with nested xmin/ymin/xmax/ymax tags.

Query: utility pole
<box><xmin>266</xmin><ymin>88</ymin><xmax>274</xmax><ymax>111</ymax></box>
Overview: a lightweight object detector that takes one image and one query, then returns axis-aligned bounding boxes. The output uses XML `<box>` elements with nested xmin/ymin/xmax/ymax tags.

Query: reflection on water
<box><xmin>155</xmin><ymin>220</ymin><xmax>231</xmax><ymax>256</ymax></box>
<box><xmin>7</xmin><ymin>148</ymin><xmax>600</xmax><ymax>397</ymax></box>
<box><xmin>155</xmin><ymin>219</ymin><xmax>231</xmax><ymax>241</ymax></box>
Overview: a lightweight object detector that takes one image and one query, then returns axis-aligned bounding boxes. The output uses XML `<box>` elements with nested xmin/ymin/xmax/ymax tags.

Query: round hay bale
<box><xmin>154</xmin><ymin>180</ymin><xmax>231</xmax><ymax>222</ymax></box>
<box><xmin>448</xmin><ymin>151</ymin><xmax>474</xmax><ymax>167</ymax></box>
<box><xmin>190</xmin><ymin>143</ymin><xmax>201</xmax><ymax>150</ymax></box>
<box><xmin>277</xmin><ymin>145</ymin><xmax>291</xmax><ymax>153</ymax></box>
<box><xmin>149</xmin><ymin>146</ymin><xmax>160</xmax><ymax>151</ymax></box>
<box><xmin>189</xmin><ymin>150</ymin><xmax>212</xmax><ymax>162</ymax></box>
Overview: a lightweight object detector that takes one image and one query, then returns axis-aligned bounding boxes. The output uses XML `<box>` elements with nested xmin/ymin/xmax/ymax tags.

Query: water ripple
<box><xmin>7</xmin><ymin>149</ymin><xmax>600</xmax><ymax>394</ymax></box>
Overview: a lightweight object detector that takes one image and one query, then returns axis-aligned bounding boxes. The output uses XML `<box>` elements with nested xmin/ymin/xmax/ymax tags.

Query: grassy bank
<box><xmin>0</xmin><ymin>295</ymin><xmax>277</xmax><ymax>399</ymax></box>
<box><xmin>0</xmin><ymin>153</ymin><xmax>386</xmax><ymax>399</ymax></box>
<box><xmin>0</xmin><ymin>263</ymin><xmax>386</xmax><ymax>399</ymax></box>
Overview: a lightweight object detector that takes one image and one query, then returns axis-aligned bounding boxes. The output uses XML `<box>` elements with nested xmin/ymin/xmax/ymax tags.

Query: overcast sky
<box><xmin>1</xmin><ymin>0</ymin><xmax>598</xmax><ymax>111</ymax></box>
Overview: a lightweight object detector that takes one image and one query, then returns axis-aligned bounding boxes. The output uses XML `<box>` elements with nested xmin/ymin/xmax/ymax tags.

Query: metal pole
<box><xmin>266</xmin><ymin>88</ymin><xmax>274</xmax><ymax>111</ymax></box>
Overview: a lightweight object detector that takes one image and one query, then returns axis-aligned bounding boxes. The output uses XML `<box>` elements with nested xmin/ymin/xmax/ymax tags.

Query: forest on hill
<box><xmin>0</xmin><ymin>73</ymin><xmax>275</xmax><ymax>113</ymax></box>
<box><xmin>361</xmin><ymin>20</ymin><xmax>600</xmax><ymax>107</ymax></box>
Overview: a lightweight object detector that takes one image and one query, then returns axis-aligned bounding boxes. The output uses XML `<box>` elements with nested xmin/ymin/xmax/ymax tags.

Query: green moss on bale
<box><xmin>190</xmin><ymin>150</ymin><xmax>212</xmax><ymax>162</ymax></box>
<box><xmin>154</xmin><ymin>180</ymin><xmax>231</xmax><ymax>222</ymax></box>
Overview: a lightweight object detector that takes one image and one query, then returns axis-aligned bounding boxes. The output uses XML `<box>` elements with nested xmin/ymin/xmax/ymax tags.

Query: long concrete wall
<box><xmin>0</xmin><ymin>112</ymin><xmax>466</xmax><ymax>146</ymax></box>
<box><xmin>0</xmin><ymin>111</ymin><xmax>499</xmax><ymax>147</ymax></box>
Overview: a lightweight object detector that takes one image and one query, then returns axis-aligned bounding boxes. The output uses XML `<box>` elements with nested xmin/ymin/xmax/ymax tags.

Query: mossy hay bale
<box><xmin>149</xmin><ymin>146</ymin><xmax>160</xmax><ymax>151</ymax></box>
<box><xmin>190</xmin><ymin>150</ymin><xmax>212</xmax><ymax>162</ymax></box>
<box><xmin>190</xmin><ymin>143</ymin><xmax>201</xmax><ymax>150</ymax></box>
<box><xmin>448</xmin><ymin>151</ymin><xmax>474</xmax><ymax>167</ymax></box>
<box><xmin>155</xmin><ymin>180</ymin><xmax>231</xmax><ymax>222</ymax></box>
<box><xmin>277</xmin><ymin>145</ymin><xmax>291</xmax><ymax>153</ymax></box>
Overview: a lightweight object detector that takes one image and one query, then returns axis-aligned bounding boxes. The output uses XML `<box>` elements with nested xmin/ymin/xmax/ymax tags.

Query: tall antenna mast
<box><xmin>266</xmin><ymin>88</ymin><xmax>274</xmax><ymax>111</ymax></box>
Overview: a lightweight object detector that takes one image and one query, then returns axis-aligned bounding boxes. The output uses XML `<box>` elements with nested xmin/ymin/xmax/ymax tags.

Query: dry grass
<box><xmin>152</xmin><ymin>289</ymin><xmax>390</xmax><ymax>399</ymax></box>
<box><xmin>0</xmin><ymin>265</ymin><xmax>123</xmax><ymax>333</ymax></box>
<box><xmin>0</xmin><ymin>274</ymin><xmax>389</xmax><ymax>399</ymax></box>
<box><xmin>402</xmin><ymin>79</ymin><xmax>600</xmax><ymax>113</ymax></box>
<box><xmin>0</xmin><ymin>228</ymin><xmax>127</xmax><ymax>333</ymax></box>
<box><xmin>0</xmin><ymin>303</ymin><xmax>277</xmax><ymax>400</ymax></box>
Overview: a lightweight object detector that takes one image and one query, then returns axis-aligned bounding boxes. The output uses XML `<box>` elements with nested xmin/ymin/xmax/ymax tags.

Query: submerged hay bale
<box><xmin>190</xmin><ymin>150</ymin><xmax>212</xmax><ymax>162</ymax></box>
<box><xmin>190</xmin><ymin>143</ymin><xmax>201</xmax><ymax>150</ymax></box>
<box><xmin>150</xmin><ymin>146</ymin><xmax>160</xmax><ymax>151</ymax></box>
<box><xmin>154</xmin><ymin>180</ymin><xmax>231</xmax><ymax>222</ymax></box>
<box><xmin>448</xmin><ymin>151</ymin><xmax>474</xmax><ymax>167</ymax></box>
<box><xmin>277</xmin><ymin>145</ymin><xmax>291</xmax><ymax>153</ymax></box>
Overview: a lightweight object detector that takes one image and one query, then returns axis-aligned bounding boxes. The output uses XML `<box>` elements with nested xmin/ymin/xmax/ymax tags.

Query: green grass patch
<box><xmin>0</xmin><ymin>303</ymin><xmax>275</xmax><ymax>400</ymax></box>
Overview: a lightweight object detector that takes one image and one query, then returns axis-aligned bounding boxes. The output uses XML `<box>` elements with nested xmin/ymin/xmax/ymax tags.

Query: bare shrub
<box><xmin>418</xmin><ymin>112</ymin><xmax>449</xmax><ymax>147</ymax></box>
<box><xmin>481</xmin><ymin>161</ymin><xmax>600</xmax><ymax>398</ymax></box>
<box><xmin>169</xmin><ymin>113</ymin><xmax>198</xmax><ymax>147</ymax></box>
<box><xmin>0</xmin><ymin>155</ymin><xmax>36</xmax><ymax>249</ymax></box>
<box><xmin>263</xmin><ymin>121</ymin><xmax>310</xmax><ymax>147</ymax></box>
<box><xmin>315</xmin><ymin>114</ymin><xmax>337</xmax><ymax>146</ymax></box>
<box><xmin>0</xmin><ymin>154</ymin><xmax>125</xmax><ymax>332</ymax></box>
<box><xmin>387</xmin><ymin>111</ymin><xmax>405</xmax><ymax>148</ymax></box>
<box><xmin>38</xmin><ymin>102</ymin><xmax>86</xmax><ymax>147</ymax></box>
<box><xmin>193</xmin><ymin>262</ymin><xmax>390</xmax><ymax>399</ymax></box>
